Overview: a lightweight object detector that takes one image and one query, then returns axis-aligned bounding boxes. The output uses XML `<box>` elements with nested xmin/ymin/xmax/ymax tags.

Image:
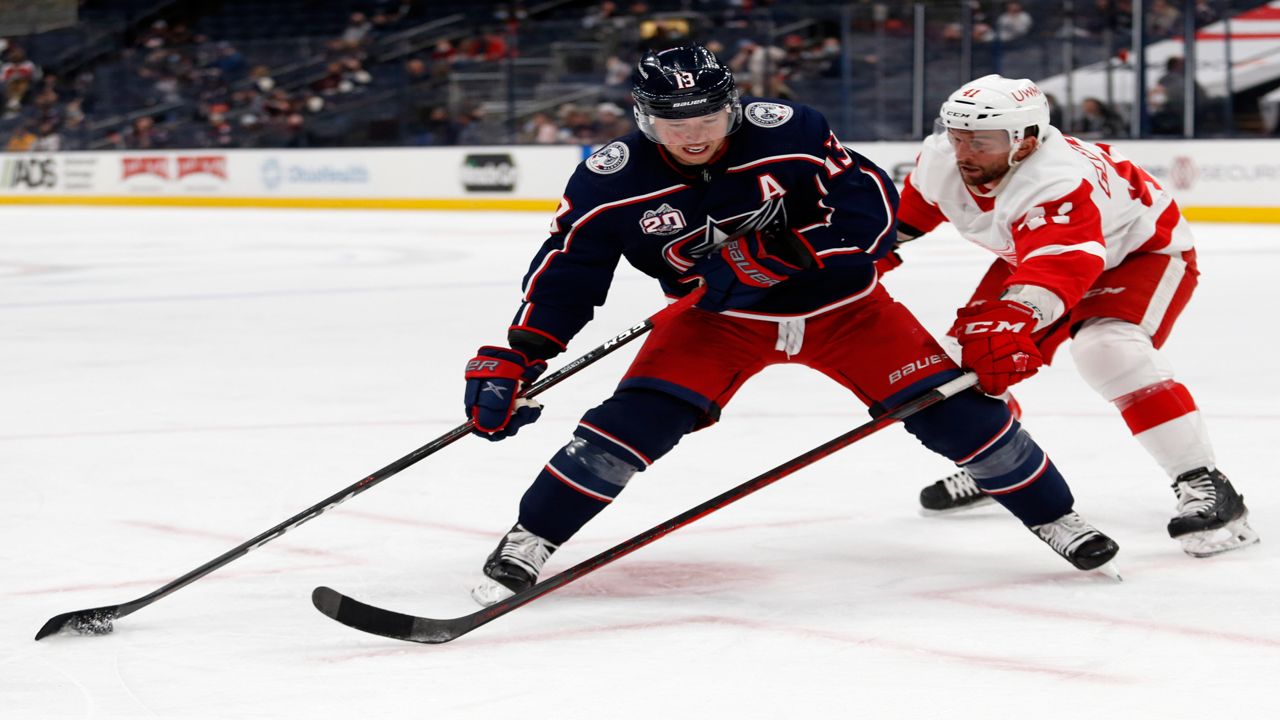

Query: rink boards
<box><xmin>1</xmin><ymin>139</ymin><xmax>1278</xmax><ymax>222</ymax></box>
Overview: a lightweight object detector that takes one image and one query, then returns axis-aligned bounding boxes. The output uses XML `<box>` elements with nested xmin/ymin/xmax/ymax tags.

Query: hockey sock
<box><xmin>518</xmin><ymin>389</ymin><xmax>699</xmax><ymax>544</ymax></box>
<box><xmin>518</xmin><ymin>455</ymin><xmax>617</xmax><ymax>545</ymax></box>
<box><xmin>964</xmin><ymin>424</ymin><xmax>1073</xmax><ymax>526</ymax></box>
<box><xmin>903</xmin><ymin>389</ymin><xmax>1072</xmax><ymax>526</ymax></box>
<box><xmin>1114</xmin><ymin>380</ymin><xmax>1216</xmax><ymax>477</ymax></box>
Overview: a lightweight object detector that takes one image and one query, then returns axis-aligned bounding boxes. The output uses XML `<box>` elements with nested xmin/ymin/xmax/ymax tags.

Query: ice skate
<box><xmin>1030</xmin><ymin>511</ymin><xmax>1121</xmax><ymax>577</ymax></box>
<box><xmin>1168</xmin><ymin>468</ymin><xmax>1260</xmax><ymax>558</ymax></box>
<box><xmin>919</xmin><ymin>469</ymin><xmax>996</xmax><ymax>514</ymax></box>
<box><xmin>470</xmin><ymin>523</ymin><xmax>559</xmax><ymax>607</ymax></box>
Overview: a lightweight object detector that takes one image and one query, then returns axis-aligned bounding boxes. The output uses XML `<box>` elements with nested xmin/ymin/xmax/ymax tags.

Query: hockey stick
<box><xmin>34</xmin><ymin>287</ymin><xmax>706</xmax><ymax>641</ymax></box>
<box><xmin>311</xmin><ymin>372</ymin><xmax>981</xmax><ymax>644</ymax></box>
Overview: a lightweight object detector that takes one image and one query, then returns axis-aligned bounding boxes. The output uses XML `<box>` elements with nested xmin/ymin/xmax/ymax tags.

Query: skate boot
<box><xmin>1030</xmin><ymin>511</ymin><xmax>1121</xmax><ymax>576</ymax></box>
<box><xmin>919</xmin><ymin>469</ymin><xmax>996</xmax><ymax>514</ymax></box>
<box><xmin>470</xmin><ymin>523</ymin><xmax>559</xmax><ymax>607</ymax></box>
<box><xmin>1168</xmin><ymin>468</ymin><xmax>1260</xmax><ymax>558</ymax></box>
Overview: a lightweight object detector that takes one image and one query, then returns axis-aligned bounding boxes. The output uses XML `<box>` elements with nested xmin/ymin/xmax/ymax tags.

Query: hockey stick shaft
<box><xmin>313</xmin><ymin>372</ymin><xmax>980</xmax><ymax>643</ymax></box>
<box><xmin>35</xmin><ymin>288</ymin><xmax>705</xmax><ymax>640</ymax></box>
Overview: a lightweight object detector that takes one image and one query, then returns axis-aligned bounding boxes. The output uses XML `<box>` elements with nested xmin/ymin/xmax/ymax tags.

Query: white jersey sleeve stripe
<box><xmin>1023</xmin><ymin>241</ymin><xmax>1107</xmax><ymax>262</ymax></box>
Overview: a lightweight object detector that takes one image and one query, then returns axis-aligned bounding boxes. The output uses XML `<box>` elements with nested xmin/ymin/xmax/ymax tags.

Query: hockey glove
<box><xmin>951</xmin><ymin>300</ymin><xmax>1044</xmax><ymax>396</ymax></box>
<box><xmin>690</xmin><ymin>230</ymin><xmax>808</xmax><ymax>312</ymax></box>
<box><xmin>464</xmin><ymin>346</ymin><xmax>548</xmax><ymax>441</ymax></box>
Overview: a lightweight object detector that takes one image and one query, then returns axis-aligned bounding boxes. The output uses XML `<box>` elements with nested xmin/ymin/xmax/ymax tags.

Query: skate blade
<box><xmin>1179</xmin><ymin>518</ymin><xmax>1261</xmax><ymax>558</ymax></box>
<box><xmin>469</xmin><ymin>577</ymin><xmax>515</xmax><ymax>608</ymax></box>
<box><xmin>1093</xmin><ymin>561</ymin><xmax>1123</xmax><ymax>582</ymax></box>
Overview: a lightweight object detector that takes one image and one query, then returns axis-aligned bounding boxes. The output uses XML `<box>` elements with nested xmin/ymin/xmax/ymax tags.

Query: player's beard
<box><xmin>956</xmin><ymin>161</ymin><xmax>1010</xmax><ymax>188</ymax></box>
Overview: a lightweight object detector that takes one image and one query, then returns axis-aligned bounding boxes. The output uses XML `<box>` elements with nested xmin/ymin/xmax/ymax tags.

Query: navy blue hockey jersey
<box><xmin>510</xmin><ymin>98</ymin><xmax>899</xmax><ymax>356</ymax></box>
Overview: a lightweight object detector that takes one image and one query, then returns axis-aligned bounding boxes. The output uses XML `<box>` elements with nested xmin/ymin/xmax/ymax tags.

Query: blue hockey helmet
<box><xmin>631</xmin><ymin>44</ymin><xmax>742</xmax><ymax>144</ymax></box>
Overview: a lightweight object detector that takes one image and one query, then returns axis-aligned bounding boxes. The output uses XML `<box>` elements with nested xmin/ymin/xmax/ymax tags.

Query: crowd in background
<box><xmin>1</xmin><ymin>0</ymin><xmax>1274</xmax><ymax>152</ymax></box>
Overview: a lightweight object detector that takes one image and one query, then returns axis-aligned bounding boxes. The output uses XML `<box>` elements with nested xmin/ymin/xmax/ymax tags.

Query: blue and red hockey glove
<box><xmin>951</xmin><ymin>300</ymin><xmax>1044</xmax><ymax>396</ymax></box>
<box><xmin>463</xmin><ymin>346</ymin><xmax>548</xmax><ymax>441</ymax></box>
<box><xmin>690</xmin><ymin>230</ymin><xmax>809</xmax><ymax>312</ymax></box>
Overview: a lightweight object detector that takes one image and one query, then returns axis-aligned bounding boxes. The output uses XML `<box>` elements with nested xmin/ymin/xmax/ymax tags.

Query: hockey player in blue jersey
<box><xmin>462</xmin><ymin>44</ymin><xmax>1119</xmax><ymax>606</ymax></box>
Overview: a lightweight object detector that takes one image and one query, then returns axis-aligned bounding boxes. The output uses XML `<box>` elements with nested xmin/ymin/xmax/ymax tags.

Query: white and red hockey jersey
<box><xmin>899</xmin><ymin>127</ymin><xmax>1193</xmax><ymax>312</ymax></box>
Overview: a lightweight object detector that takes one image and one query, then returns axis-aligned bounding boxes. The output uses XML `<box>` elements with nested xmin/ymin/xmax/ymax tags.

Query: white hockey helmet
<box><xmin>939</xmin><ymin>74</ymin><xmax>1050</xmax><ymax>152</ymax></box>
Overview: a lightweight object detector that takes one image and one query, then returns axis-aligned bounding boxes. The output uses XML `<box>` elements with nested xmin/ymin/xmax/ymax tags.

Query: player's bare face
<box><xmin>653</xmin><ymin>112</ymin><xmax>731</xmax><ymax>165</ymax></box>
<box><xmin>947</xmin><ymin>129</ymin><xmax>1013</xmax><ymax>187</ymax></box>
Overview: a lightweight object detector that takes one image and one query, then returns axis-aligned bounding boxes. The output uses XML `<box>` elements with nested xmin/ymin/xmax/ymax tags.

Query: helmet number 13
<box><xmin>673</xmin><ymin>71</ymin><xmax>696</xmax><ymax>89</ymax></box>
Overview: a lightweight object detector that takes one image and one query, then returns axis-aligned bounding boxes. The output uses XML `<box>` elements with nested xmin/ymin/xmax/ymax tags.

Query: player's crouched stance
<box><xmin>892</xmin><ymin>75</ymin><xmax>1257</xmax><ymax>558</ymax></box>
<box><xmin>463</xmin><ymin>46</ymin><xmax>1119</xmax><ymax>607</ymax></box>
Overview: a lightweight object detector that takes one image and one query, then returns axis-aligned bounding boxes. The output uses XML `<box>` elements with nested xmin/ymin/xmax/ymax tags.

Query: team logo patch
<box><xmin>586</xmin><ymin>142</ymin><xmax>629</xmax><ymax>175</ymax></box>
<box><xmin>639</xmin><ymin>203</ymin><xmax>686</xmax><ymax>236</ymax></box>
<box><xmin>745</xmin><ymin>102</ymin><xmax>794</xmax><ymax>128</ymax></box>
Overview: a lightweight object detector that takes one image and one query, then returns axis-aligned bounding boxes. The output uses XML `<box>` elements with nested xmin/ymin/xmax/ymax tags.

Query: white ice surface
<box><xmin>2</xmin><ymin>206</ymin><xmax>1277</xmax><ymax>719</ymax></box>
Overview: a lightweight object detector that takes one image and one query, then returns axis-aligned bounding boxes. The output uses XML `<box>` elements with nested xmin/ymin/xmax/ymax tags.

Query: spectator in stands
<box><xmin>33</xmin><ymin>87</ymin><xmax>59</xmax><ymax>119</ymax></box>
<box><xmin>943</xmin><ymin>2</ymin><xmax>995</xmax><ymax>43</ymax></box>
<box><xmin>5</xmin><ymin>120</ymin><xmax>35</xmax><ymax>151</ymax></box>
<box><xmin>1151</xmin><ymin>55</ymin><xmax>1206</xmax><ymax>135</ymax></box>
<box><xmin>454</xmin><ymin>107</ymin><xmax>488</xmax><ymax>145</ymax></box>
<box><xmin>593</xmin><ymin>102</ymin><xmax>630</xmax><ymax>141</ymax></box>
<box><xmin>1075</xmin><ymin>97</ymin><xmax>1127</xmax><ymax>138</ymax></box>
<box><xmin>423</xmin><ymin>106</ymin><xmax>460</xmax><ymax>145</ymax></box>
<box><xmin>342</xmin><ymin>13</ymin><xmax>374</xmax><ymax>45</ymax></box>
<box><xmin>137</xmin><ymin>20</ymin><xmax>170</xmax><ymax>49</ymax></box>
<box><xmin>341</xmin><ymin>56</ymin><xmax>373</xmax><ymax>92</ymax></box>
<box><xmin>281</xmin><ymin>113</ymin><xmax>312</xmax><ymax>148</ymax></box>
<box><xmin>1046</xmin><ymin>92</ymin><xmax>1064</xmax><ymax>129</ymax></box>
<box><xmin>556</xmin><ymin>103</ymin><xmax>594</xmax><ymax>142</ymax></box>
<box><xmin>203</xmin><ymin>110</ymin><xmax>234</xmax><ymax>147</ymax></box>
<box><xmin>522</xmin><ymin>111</ymin><xmax>562</xmax><ymax>144</ymax></box>
<box><xmin>1194</xmin><ymin>0</ymin><xmax>1219</xmax><ymax>28</ymax></box>
<box><xmin>996</xmin><ymin>2</ymin><xmax>1034</xmax><ymax>43</ymax></box>
<box><xmin>1147</xmin><ymin>0</ymin><xmax>1182</xmax><ymax>40</ymax></box>
<box><xmin>213</xmin><ymin>42</ymin><xmax>247</xmax><ymax>81</ymax></box>
<box><xmin>430</xmin><ymin>40</ymin><xmax>458</xmax><ymax>66</ymax></box>
<box><xmin>127</xmin><ymin>115</ymin><xmax>168</xmax><ymax>148</ymax></box>
<box><xmin>313</xmin><ymin>62</ymin><xmax>346</xmax><ymax>96</ymax></box>
<box><xmin>100</xmin><ymin>129</ymin><xmax>127</xmax><ymax>150</ymax></box>
<box><xmin>602</xmin><ymin>54</ymin><xmax>632</xmax><ymax>103</ymax></box>
<box><xmin>2</xmin><ymin>45</ymin><xmax>41</xmax><ymax>118</ymax></box>
<box><xmin>583</xmin><ymin>1</ymin><xmax>622</xmax><ymax>33</ymax></box>
<box><xmin>33</xmin><ymin>119</ymin><xmax>62</xmax><ymax>151</ymax></box>
<box><xmin>405</xmin><ymin>58</ymin><xmax>431</xmax><ymax>85</ymax></box>
<box><xmin>729</xmin><ymin>39</ymin><xmax>787</xmax><ymax>96</ymax></box>
<box><xmin>479</xmin><ymin>31</ymin><xmax>511</xmax><ymax>62</ymax></box>
<box><xmin>61</xmin><ymin>100</ymin><xmax>90</xmax><ymax>150</ymax></box>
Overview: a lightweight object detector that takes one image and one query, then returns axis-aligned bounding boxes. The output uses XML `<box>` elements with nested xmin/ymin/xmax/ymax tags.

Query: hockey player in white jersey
<box><xmin>887</xmin><ymin>74</ymin><xmax>1258</xmax><ymax>557</ymax></box>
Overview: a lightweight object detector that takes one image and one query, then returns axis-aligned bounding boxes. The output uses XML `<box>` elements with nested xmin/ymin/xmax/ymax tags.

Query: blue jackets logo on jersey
<box><xmin>745</xmin><ymin>102</ymin><xmax>794</xmax><ymax>128</ymax></box>
<box><xmin>586</xmin><ymin>142</ymin><xmax>629</xmax><ymax>175</ymax></box>
<box><xmin>662</xmin><ymin>198</ymin><xmax>788</xmax><ymax>272</ymax></box>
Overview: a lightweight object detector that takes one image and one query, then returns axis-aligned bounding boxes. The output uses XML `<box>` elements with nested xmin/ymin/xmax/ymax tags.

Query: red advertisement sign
<box><xmin>177</xmin><ymin>155</ymin><xmax>227</xmax><ymax>180</ymax></box>
<box><xmin>122</xmin><ymin>156</ymin><xmax>169</xmax><ymax>180</ymax></box>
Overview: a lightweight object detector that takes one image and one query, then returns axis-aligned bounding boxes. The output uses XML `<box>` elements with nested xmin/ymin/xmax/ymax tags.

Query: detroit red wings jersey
<box><xmin>899</xmin><ymin>127</ymin><xmax>1193</xmax><ymax>309</ymax></box>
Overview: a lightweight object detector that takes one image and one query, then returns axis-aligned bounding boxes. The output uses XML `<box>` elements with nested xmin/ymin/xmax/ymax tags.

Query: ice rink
<box><xmin>3</xmin><ymin>205</ymin><xmax>1277</xmax><ymax>719</ymax></box>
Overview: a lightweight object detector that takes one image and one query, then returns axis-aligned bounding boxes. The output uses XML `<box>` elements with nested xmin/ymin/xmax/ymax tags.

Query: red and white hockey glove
<box><xmin>463</xmin><ymin>346</ymin><xmax>547</xmax><ymax>441</ymax></box>
<box><xmin>951</xmin><ymin>300</ymin><xmax>1044</xmax><ymax>396</ymax></box>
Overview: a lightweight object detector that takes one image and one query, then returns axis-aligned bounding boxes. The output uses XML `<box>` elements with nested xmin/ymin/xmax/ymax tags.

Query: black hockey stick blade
<box><xmin>36</xmin><ymin>605</ymin><xmax>120</xmax><ymax>640</ymax></box>
<box><xmin>312</xmin><ymin>587</ymin><xmax>473</xmax><ymax>644</ymax></box>
<box><xmin>312</xmin><ymin>373</ymin><xmax>980</xmax><ymax>645</ymax></box>
<box><xmin>35</xmin><ymin>289</ymin><xmax>706</xmax><ymax>642</ymax></box>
